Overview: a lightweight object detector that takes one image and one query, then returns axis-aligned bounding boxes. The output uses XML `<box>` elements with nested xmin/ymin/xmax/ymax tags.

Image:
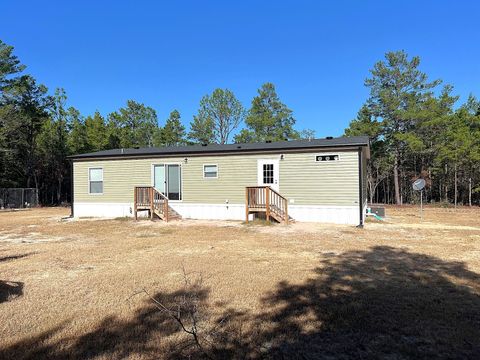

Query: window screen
<box><xmin>89</xmin><ymin>168</ymin><xmax>103</xmax><ymax>194</ymax></box>
<box><xmin>204</xmin><ymin>165</ymin><xmax>218</xmax><ymax>178</ymax></box>
<box><xmin>263</xmin><ymin>164</ymin><xmax>274</xmax><ymax>184</ymax></box>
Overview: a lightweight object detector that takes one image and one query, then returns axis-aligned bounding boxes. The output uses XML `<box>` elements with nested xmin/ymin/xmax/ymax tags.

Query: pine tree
<box><xmin>0</xmin><ymin>75</ymin><xmax>52</xmax><ymax>191</ymax></box>
<box><xmin>85</xmin><ymin>111</ymin><xmax>108</xmax><ymax>151</ymax></box>
<box><xmin>345</xmin><ymin>105</ymin><xmax>390</xmax><ymax>203</ymax></box>
<box><xmin>365</xmin><ymin>51</ymin><xmax>441</xmax><ymax>204</ymax></box>
<box><xmin>235</xmin><ymin>83</ymin><xmax>298</xmax><ymax>143</ymax></box>
<box><xmin>67</xmin><ymin>107</ymin><xmax>89</xmax><ymax>155</ymax></box>
<box><xmin>155</xmin><ymin>110</ymin><xmax>186</xmax><ymax>146</ymax></box>
<box><xmin>107</xmin><ymin>100</ymin><xmax>158</xmax><ymax>148</ymax></box>
<box><xmin>188</xmin><ymin>115</ymin><xmax>214</xmax><ymax>144</ymax></box>
<box><xmin>0</xmin><ymin>40</ymin><xmax>25</xmax><ymax>89</ymax></box>
<box><xmin>37</xmin><ymin>88</ymin><xmax>70</xmax><ymax>203</ymax></box>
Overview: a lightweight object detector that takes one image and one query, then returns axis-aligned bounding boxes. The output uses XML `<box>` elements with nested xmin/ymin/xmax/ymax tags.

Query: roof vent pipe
<box><xmin>326</xmin><ymin>136</ymin><xmax>333</xmax><ymax>140</ymax></box>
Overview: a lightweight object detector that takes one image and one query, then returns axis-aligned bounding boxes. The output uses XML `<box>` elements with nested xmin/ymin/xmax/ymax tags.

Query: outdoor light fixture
<box><xmin>280</xmin><ymin>154</ymin><xmax>284</xmax><ymax>160</ymax></box>
<box><xmin>184</xmin><ymin>157</ymin><xmax>188</xmax><ymax>164</ymax></box>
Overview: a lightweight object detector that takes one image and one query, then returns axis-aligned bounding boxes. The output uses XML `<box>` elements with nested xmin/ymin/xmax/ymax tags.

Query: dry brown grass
<box><xmin>1</xmin><ymin>206</ymin><xmax>480</xmax><ymax>359</ymax></box>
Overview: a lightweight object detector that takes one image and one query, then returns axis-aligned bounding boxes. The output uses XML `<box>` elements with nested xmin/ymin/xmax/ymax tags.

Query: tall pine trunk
<box><xmin>393</xmin><ymin>151</ymin><xmax>401</xmax><ymax>205</ymax></box>
<box><xmin>454</xmin><ymin>163</ymin><xmax>458</xmax><ymax>208</ymax></box>
<box><xmin>444</xmin><ymin>163</ymin><xmax>448</xmax><ymax>203</ymax></box>
<box><xmin>469</xmin><ymin>177</ymin><xmax>472</xmax><ymax>207</ymax></box>
<box><xmin>57</xmin><ymin>178</ymin><xmax>62</xmax><ymax>204</ymax></box>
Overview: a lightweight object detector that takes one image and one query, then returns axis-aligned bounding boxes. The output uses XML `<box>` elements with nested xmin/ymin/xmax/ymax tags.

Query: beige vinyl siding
<box><xmin>280</xmin><ymin>152</ymin><xmax>359</xmax><ymax>205</ymax></box>
<box><xmin>74</xmin><ymin>150</ymin><xmax>360</xmax><ymax>206</ymax></box>
<box><xmin>362</xmin><ymin>150</ymin><xmax>368</xmax><ymax>206</ymax></box>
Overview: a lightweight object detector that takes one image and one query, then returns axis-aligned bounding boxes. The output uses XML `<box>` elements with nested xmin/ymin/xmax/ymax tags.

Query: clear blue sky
<box><xmin>2</xmin><ymin>0</ymin><xmax>479</xmax><ymax>138</ymax></box>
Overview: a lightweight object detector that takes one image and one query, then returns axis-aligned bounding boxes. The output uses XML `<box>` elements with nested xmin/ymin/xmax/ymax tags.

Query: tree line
<box><xmin>344</xmin><ymin>51</ymin><xmax>480</xmax><ymax>206</ymax></box>
<box><xmin>1</xmin><ymin>39</ymin><xmax>479</xmax><ymax>207</ymax></box>
<box><xmin>0</xmin><ymin>40</ymin><xmax>312</xmax><ymax>205</ymax></box>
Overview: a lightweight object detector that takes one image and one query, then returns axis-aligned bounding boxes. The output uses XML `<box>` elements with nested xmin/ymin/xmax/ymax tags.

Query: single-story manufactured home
<box><xmin>68</xmin><ymin>136</ymin><xmax>370</xmax><ymax>226</ymax></box>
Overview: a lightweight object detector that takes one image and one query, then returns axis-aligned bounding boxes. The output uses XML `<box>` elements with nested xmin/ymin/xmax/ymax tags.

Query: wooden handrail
<box><xmin>152</xmin><ymin>187</ymin><xmax>169</xmax><ymax>220</ymax></box>
<box><xmin>245</xmin><ymin>186</ymin><xmax>289</xmax><ymax>224</ymax></box>
<box><xmin>134</xmin><ymin>186</ymin><xmax>169</xmax><ymax>221</ymax></box>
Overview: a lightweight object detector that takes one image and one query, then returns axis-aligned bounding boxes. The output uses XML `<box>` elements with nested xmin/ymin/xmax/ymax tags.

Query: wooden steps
<box><xmin>153</xmin><ymin>205</ymin><xmax>182</xmax><ymax>221</ymax></box>
<box><xmin>245</xmin><ymin>186</ymin><xmax>294</xmax><ymax>224</ymax></box>
<box><xmin>134</xmin><ymin>186</ymin><xmax>182</xmax><ymax>222</ymax></box>
<box><xmin>269</xmin><ymin>204</ymin><xmax>295</xmax><ymax>223</ymax></box>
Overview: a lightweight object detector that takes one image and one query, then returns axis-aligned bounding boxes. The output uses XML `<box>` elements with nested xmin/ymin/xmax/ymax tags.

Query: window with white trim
<box><xmin>203</xmin><ymin>164</ymin><xmax>218</xmax><ymax>179</ymax></box>
<box><xmin>89</xmin><ymin>168</ymin><xmax>103</xmax><ymax>194</ymax></box>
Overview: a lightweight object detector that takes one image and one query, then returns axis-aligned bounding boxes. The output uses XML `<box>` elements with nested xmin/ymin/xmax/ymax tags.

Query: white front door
<box><xmin>257</xmin><ymin>159</ymin><xmax>279</xmax><ymax>192</ymax></box>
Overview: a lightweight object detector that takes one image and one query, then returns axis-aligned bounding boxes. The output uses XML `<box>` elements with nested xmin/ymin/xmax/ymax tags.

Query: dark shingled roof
<box><xmin>68</xmin><ymin>136</ymin><xmax>370</xmax><ymax>160</ymax></box>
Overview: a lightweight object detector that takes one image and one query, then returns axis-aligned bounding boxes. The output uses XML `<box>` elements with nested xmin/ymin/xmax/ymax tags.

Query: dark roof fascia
<box><xmin>69</xmin><ymin>144</ymin><xmax>369</xmax><ymax>162</ymax></box>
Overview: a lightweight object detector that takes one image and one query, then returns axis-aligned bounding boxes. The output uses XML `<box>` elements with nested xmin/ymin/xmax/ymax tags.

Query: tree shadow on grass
<box><xmin>224</xmin><ymin>245</ymin><xmax>480</xmax><ymax>359</ymax></box>
<box><xmin>1</xmin><ymin>252</ymin><xmax>35</xmax><ymax>303</ymax></box>
<box><xmin>2</xmin><ymin>246</ymin><xmax>480</xmax><ymax>359</ymax></box>
<box><xmin>0</xmin><ymin>286</ymin><xmax>210</xmax><ymax>360</ymax></box>
<box><xmin>0</xmin><ymin>252</ymin><xmax>36</xmax><ymax>263</ymax></box>
<box><xmin>0</xmin><ymin>280</ymin><xmax>23</xmax><ymax>303</ymax></box>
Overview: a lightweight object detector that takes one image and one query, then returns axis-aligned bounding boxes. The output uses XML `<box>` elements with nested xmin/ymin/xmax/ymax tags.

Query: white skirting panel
<box><xmin>169</xmin><ymin>203</ymin><xmax>246</xmax><ymax>220</ymax></box>
<box><xmin>74</xmin><ymin>202</ymin><xmax>134</xmax><ymax>218</ymax></box>
<box><xmin>288</xmin><ymin>205</ymin><xmax>359</xmax><ymax>225</ymax></box>
<box><xmin>74</xmin><ymin>202</ymin><xmax>360</xmax><ymax>225</ymax></box>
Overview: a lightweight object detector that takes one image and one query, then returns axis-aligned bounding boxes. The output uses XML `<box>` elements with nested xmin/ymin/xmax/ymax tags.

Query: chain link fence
<box><xmin>0</xmin><ymin>188</ymin><xmax>39</xmax><ymax>209</ymax></box>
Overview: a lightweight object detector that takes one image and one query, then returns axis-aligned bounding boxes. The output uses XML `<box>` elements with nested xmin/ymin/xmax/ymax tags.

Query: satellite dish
<box><xmin>413</xmin><ymin>178</ymin><xmax>426</xmax><ymax>191</ymax></box>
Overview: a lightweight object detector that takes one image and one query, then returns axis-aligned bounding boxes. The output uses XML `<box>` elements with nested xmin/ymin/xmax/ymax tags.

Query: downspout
<box><xmin>70</xmin><ymin>159</ymin><xmax>74</xmax><ymax>218</ymax></box>
<box><xmin>357</xmin><ymin>147</ymin><xmax>364</xmax><ymax>228</ymax></box>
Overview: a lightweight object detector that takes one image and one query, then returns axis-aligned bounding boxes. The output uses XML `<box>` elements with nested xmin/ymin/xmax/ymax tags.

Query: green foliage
<box><xmin>435</xmin><ymin>108</ymin><xmax>478</xmax><ymax>165</ymax></box>
<box><xmin>345</xmin><ymin>105</ymin><xmax>392</xmax><ymax>203</ymax></box>
<box><xmin>344</xmin><ymin>105</ymin><xmax>382</xmax><ymax>140</ymax></box>
<box><xmin>37</xmin><ymin>88</ymin><xmax>70</xmax><ymax>202</ymax></box>
<box><xmin>346</xmin><ymin>51</ymin><xmax>480</xmax><ymax>205</ymax></box>
<box><xmin>85</xmin><ymin>111</ymin><xmax>108</xmax><ymax>151</ymax></box>
<box><xmin>188</xmin><ymin>115</ymin><xmax>214</xmax><ymax>144</ymax></box>
<box><xmin>67</xmin><ymin>107</ymin><xmax>89</xmax><ymax>155</ymax></box>
<box><xmin>233</xmin><ymin>128</ymin><xmax>255</xmax><ymax>143</ymax></box>
<box><xmin>366</xmin><ymin>50</ymin><xmax>441</xmax><ymax>145</ymax></box>
<box><xmin>361</xmin><ymin>50</ymin><xmax>444</xmax><ymax>204</ymax></box>
<box><xmin>107</xmin><ymin>100</ymin><xmax>158</xmax><ymax>148</ymax></box>
<box><xmin>236</xmin><ymin>83</ymin><xmax>298</xmax><ymax>143</ymax></box>
<box><xmin>0</xmin><ymin>40</ymin><xmax>25</xmax><ymax>88</ymax></box>
<box><xmin>155</xmin><ymin>110</ymin><xmax>186</xmax><ymax>146</ymax></box>
<box><xmin>0</xmin><ymin>75</ymin><xmax>52</xmax><ymax>188</ymax></box>
<box><xmin>299</xmin><ymin>129</ymin><xmax>316</xmax><ymax>140</ymax></box>
<box><xmin>190</xmin><ymin>89</ymin><xmax>245</xmax><ymax>144</ymax></box>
